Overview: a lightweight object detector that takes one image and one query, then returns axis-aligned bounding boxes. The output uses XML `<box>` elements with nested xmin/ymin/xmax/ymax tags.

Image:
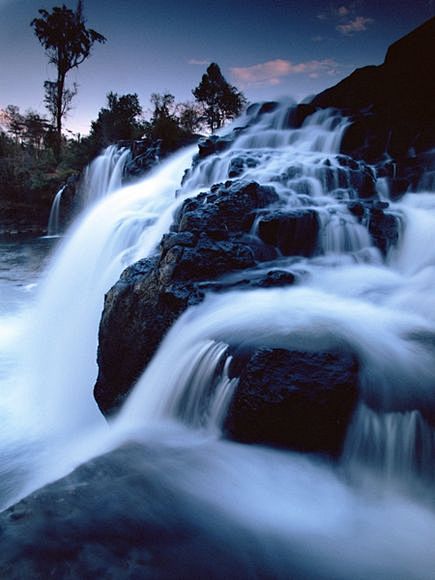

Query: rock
<box><xmin>285</xmin><ymin>103</ymin><xmax>318</xmax><ymax>128</ymax></box>
<box><xmin>312</xmin><ymin>17</ymin><xmax>435</xmax><ymax>162</ymax></box>
<box><xmin>95</xmin><ymin>181</ymin><xmax>281</xmax><ymax>415</ymax></box>
<box><xmin>368</xmin><ymin>208</ymin><xmax>401</xmax><ymax>255</ymax></box>
<box><xmin>197</xmin><ymin>135</ymin><xmax>233</xmax><ymax>159</ymax></box>
<box><xmin>225</xmin><ymin>348</ymin><xmax>359</xmax><ymax>456</ymax></box>
<box><xmin>0</xmin><ymin>443</ymin><xmax>283</xmax><ymax>579</ymax></box>
<box><xmin>257</xmin><ymin>210</ymin><xmax>319</xmax><ymax>256</ymax></box>
<box><xmin>125</xmin><ymin>139</ymin><xmax>161</xmax><ymax>177</ymax></box>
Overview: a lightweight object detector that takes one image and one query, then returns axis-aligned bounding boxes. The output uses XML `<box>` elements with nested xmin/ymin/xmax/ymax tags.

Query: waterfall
<box><xmin>46</xmin><ymin>186</ymin><xmax>65</xmax><ymax>237</ymax></box>
<box><xmin>79</xmin><ymin>144</ymin><xmax>131</xmax><ymax>207</ymax></box>
<box><xmin>2</xmin><ymin>102</ymin><xmax>435</xmax><ymax>576</ymax></box>
<box><xmin>24</xmin><ymin>145</ymin><xmax>196</xmax><ymax>432</ymax></box>
<box><xmin>45</xmin><ymin>145</ymin><xmax>131</xmax><ymax>237</ymax></box>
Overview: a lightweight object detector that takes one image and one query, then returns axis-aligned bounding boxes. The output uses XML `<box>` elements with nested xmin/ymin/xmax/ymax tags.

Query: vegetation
<box><xmin>31</xmin><ymin>1</ymin><xmax>106</xmax><ymax>154</ymax></box>
<box><xmin>1</xmin><ymin>2</ymin><xmax>247</xmax><ymax>231</ymax></box>
<box><xmin>89</xmin><ymin>92</ymin><xmax>144</xmax><ymax>151</ymax></box>
<box><xmin>193</xmin><ymin>62</ymin><xmax>247</xmax><ymax>132</ymax></box>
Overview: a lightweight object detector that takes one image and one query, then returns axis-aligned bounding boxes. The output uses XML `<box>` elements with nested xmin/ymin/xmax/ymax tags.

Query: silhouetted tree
<box><xmin>90</xmin><ymin>92</ymin><xmax>143</xmax><ymax>149</ymax></box>
<box><xmin>193</xmin><ymin>63</ymin><xmax>246</xmax><ymax>132</ymax></box>
<box><xmin>31</xmin><ymin>1</ymin><xmax>106</xmax><ymax>152</ymax></box>
<box><xmin>3</xmin><ymin>105</ymin><xmax>25</xmax><ymax>143</ymax></box>
<box><xmin>176</xmin><ymin>101</ymin><xmax>203</xmax><ymax>134</ymax></box>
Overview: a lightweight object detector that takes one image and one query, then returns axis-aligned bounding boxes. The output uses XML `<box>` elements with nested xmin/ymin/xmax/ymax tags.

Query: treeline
<box><xmin>0</xmin><ymin>1</ymin><xmax>246</xmax><ymax>220</ymax></box>
<box><xmin>0</xmin><ymin>63</ymin><xmax>245</xmax><ymax>212</ymax></box>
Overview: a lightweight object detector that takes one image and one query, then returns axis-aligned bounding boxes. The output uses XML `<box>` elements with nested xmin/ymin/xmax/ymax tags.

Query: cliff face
<box><xmin>312</xmin><ymin>17</ymin><xmax>435</xmax><ymax>161</ymax></box>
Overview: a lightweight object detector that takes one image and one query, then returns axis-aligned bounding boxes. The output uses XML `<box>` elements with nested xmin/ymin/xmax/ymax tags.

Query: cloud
<box><xmin>317</xmin><ymin>3</ymin><xmax>354</xmax><ymax>20</ymax></box>
<box><xmin>231</xmin><ymin>59</ymin><xmax>339</xmax><ymax>87</ymax></box>
<box><xmin>336</xmin><ymin>16</ymin><xmax>373</xmax><ymax>35</ymax></box>
<box><xmin>337</xmin><ymin>5</ymin><xmax>351</xmax><ymax>17</ymax></box>
<box><xmin>188</xmin><ymin>59</ymin><xmax>210</xmax><ymax>65</ymax></box>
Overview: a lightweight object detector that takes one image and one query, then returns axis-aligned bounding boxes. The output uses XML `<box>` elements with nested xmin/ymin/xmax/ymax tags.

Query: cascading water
<box><xmin>79</xmin><ymin>144</ymin><xmax>131</xmax><ymax>207</ymax></box>
<box><xmin>45</xmin><ymin>144</ymin><xmax>131</xmax><ymax>237</ymax></box>
<box><xmin>2</xmin><ymin>102</ymin><xmax>435</xmax><ymax>577</ymax></box>
<box><xmin>46</xmin><ymin>185</ymin><xmax>65</xmax><ymax>237</ymax></box>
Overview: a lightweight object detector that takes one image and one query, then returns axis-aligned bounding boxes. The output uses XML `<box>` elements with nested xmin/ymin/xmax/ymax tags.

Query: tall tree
<box><xmin>193</xmin><ymin>63</ymin><xmax>246</xmax><ymax>132</ymax></box>
<box><xmin>31</xmin><ymin>1</ymin><xmax>106</xmax><ymax>151</ymax></box>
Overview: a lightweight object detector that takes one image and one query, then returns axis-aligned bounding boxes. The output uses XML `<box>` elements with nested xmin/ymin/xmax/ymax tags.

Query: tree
<box><xmin>31</xmin><ymin>1</ymin><xmax>106</xmax><ymax>150</ymax></box>
<box><xmin>146</xmin><ymin>93</ymin><xmax>195</xmax><ymax>153</ymax></box>
<box><xmin>3</xmin><ymin>105</ymin><xmax>25</xmax><ymax>143</ymax></box>
<box><xmin>90</xmin><ymin>92</ymin><xmax>144</xmax><ymax>149</ymax></box>
<box><xmin>193</xmin><ymin>63</ymin><xmax>246</xmax><ymax>132</ymax></box>
<box><xmin>176</xmin><ymin>101</ymin><xmax>203</xmax><ymax>134</ymax></box>
<box><xmin>22</xmin><ymin>110</ymin><xmax>50</xmax><ymax>153</ymax></box>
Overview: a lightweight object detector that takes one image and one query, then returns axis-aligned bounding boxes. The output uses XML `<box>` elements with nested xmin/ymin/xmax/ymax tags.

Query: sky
<box><xmin>0</xmin><ymin>0</ymin><xmax>434</xmax><ymax>135</ymax></box>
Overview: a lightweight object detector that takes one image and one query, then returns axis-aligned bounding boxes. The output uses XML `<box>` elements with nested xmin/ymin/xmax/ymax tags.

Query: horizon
<box><xmin>1</xmin><ymin>0</ymin><xmax>434</xmax><ymax>136</ymax></box>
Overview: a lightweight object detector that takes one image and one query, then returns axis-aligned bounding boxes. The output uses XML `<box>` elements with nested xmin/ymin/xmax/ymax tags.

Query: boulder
<box><xmin>0</xmin><ymin>444</ymin><xmax>279</xmax><ymax>579</ymax></box>
<box><xmin>225</xmin><ymin>348</ymin><xmax>359</xmax><ymax>456</ymax></box>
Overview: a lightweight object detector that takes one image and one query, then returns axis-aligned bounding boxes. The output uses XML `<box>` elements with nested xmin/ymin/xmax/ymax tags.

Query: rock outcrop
<box><xmin>312</xmin><ymin>17</ymin><xmax>435</xmax><ymax>163</ymax></box>
<box><xmin>95</xmin><ymin>180</ymin><xmax>293</xmax><ymax>415</ymax></box>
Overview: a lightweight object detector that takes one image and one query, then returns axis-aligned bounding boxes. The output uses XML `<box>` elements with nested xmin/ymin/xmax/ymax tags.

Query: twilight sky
<box><xmin>0</xmin><ymin>0</ymin><xmax>434</xmax><ymax>135</ymax></box>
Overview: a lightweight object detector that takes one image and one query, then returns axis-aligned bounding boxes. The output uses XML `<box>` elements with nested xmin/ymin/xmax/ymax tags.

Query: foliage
<box><xmin>193</xmin><ymin>63</ymin><xmax>246</xmax><ymax>132</ymax></box>
<box><xmin>176</xmin><ymin>101</ymin><xmax>204</xmax><ymax>134</ymax></box>
<box><xmin>144</xmin><ymin>92</ymin><xmax>188</xmax><ymax>152</ymax></box>
<box><xmin>31</xmin><ymin>1</ymin><xmax>106</xmax><ymax>148</ymax></box>
<box><xmin>89</xmin><ymin>92</ymin><xmax>144</xmax><ymax>151</ymax></box>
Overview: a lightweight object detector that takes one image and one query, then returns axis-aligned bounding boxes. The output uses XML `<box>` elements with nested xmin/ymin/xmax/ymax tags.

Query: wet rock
<box><xmin>258</xmin><ymin>101</ymin><xmax>280</xmax><ymax>115</ymax></box>
<box><xmin>285</xmin><ymin>103</ymin><xmax>318</xmax><ymax>128</ymax></box>
<box><xmin>125</xmin><ymin>140</ymin><xmax>160</xmax><ymax>177</ymax></box>
<box><xmin>257</xmin><ymin>210</ymin><xmax>319</xmax><ymax>257</ymax></box>
<box><xmin>0</xmin><ymin>443</ymin><xmax>281</xmax><ymax>579</ymax></box>
<box><xmin>368</xmin><ymin>208</ymin><xmax>401</xmax><ymax>255</ymax></box>
<box><xmin>197</xmin><ymin>135</ymin><xmax>233</xmax><ymax>159</ymax></box>
<box><xmin>95</xmin><ymin>181</ymin><xmax>281</xmax><ymax>415</ymax></box>
<box><xmin>225</xmin><ymin>348</ymin><xmax>359</xmax><ymax>456</ymax></box>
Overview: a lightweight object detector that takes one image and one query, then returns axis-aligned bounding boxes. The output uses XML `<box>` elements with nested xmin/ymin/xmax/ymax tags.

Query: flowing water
<box><xmin>46</xmin><ymin>144</ymin><xmax>131</xmax><ymax>236</ymax></box>
<box><xmin>1</xmin><ymin>103</ymin><xmax>435</xmax><ymax>577</ymax></box>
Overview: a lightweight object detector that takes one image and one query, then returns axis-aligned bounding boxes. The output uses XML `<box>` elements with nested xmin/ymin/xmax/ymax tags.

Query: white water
<box><xmin>46</xmin><ymin>145</ymin><xmax>131</xmax><ymax>236</ymax></box>
<box><xmin>47</xmin><ymin>185</ymin><xmax>65</xmax><ymax>236</ymax></box>
<box><xmin>79</xmin><ymin>144</ymin><xmax>131</xmax><ymax>207</ymax></box>
<box><xmin>1</xmin><ymin>103</ymin><xmax>435</xmax><ymax>577</ymax></box>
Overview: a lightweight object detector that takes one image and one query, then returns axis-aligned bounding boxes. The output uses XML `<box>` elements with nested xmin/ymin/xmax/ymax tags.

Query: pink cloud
<box><xmin>336</xmin><ymin>16</ymin><xmax>373</xmax><ymax>34</ymax></box>
<box><xmin>231</xmin><ymin>59</ymin><xmax>338</xmax><ymax>86</ymax></box>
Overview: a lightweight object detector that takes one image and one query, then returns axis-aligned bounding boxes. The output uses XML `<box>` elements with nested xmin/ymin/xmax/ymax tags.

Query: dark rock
<box><xmin>95</xmin><ymin>181</ymin><xmax>281</xmax><ymax>415</ymax></box>
<box><xmin>258</xmin><ymin>101</ymin><xmax>280</xmax><ymax>115</ymax></box>
<box><xmin>311</xmin><ymin>17</ymin><xmax>435</xmax><ymax>163</ymax></box>
<box><xmin>174</xmin><ymin>181</ymin><xmax>279</xmax><ymax>237</ymax></box>
<box><xmin>197</xmin><ymin>136</ymin><xmax>233</xmax><ymax>159</ymax></box>
<box><xmin>0</xmin><ymin>443</ymin><xmax>293</xmax><ymax>579</ymax></box>
<box><xmin>199</xmin><ymin>268</ymin><xmax>296</xmax><ymax>293</ymax></box>
<box><xmin>285</xmin><ymin>103</ymin><xmax>318</xmax><ymax>128</ymax></box>
<box><xmin>257</xmin><ymin>210</ymin><xmax>319</xmax><ymax>256</ymax></box>
<box><xmin>225</xmin><ymin>348</ymin><xmax>359</xmax><ymax>455</ymax></box>
<box><xmin>125</xmin><ymin>140</ymin><xmax>160</xmax><ymax>177</ymax></box>
<box><xmin>368</xmin><ymin>209</ymin><xmax>401</xmax><ymax>255</ymax></box>
<box><xmin>347</xmin><ymin>201</ymin><xmax>365</xmax><ymax>220</ymax></box>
